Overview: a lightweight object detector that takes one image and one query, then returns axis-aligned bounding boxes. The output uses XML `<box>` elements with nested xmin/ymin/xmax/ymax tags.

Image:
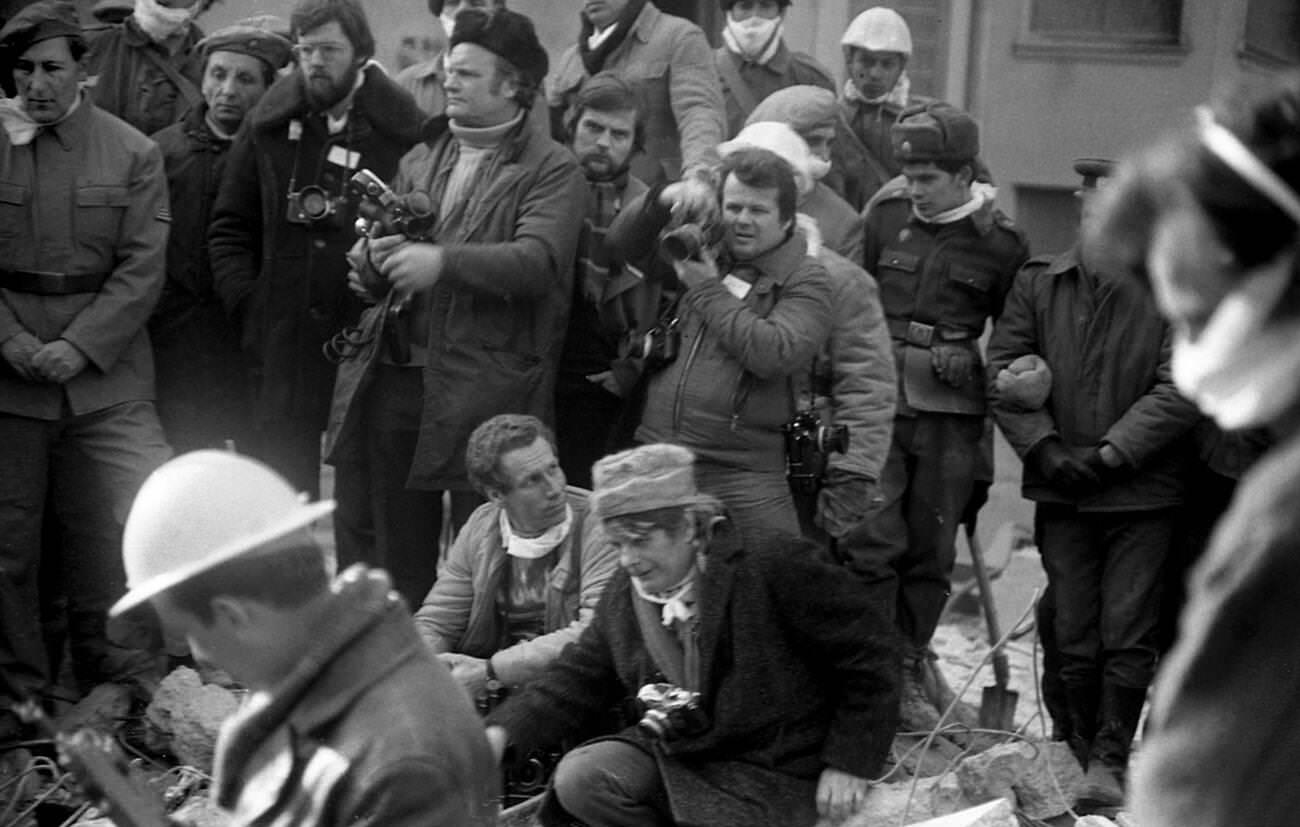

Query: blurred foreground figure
<box><xmin>113</xmin><ymin>451</ymin><xmax>498</xmax><ymax>825</ymax></box>
<box><xmin>1090</xmin><ymin>69</ymin><xmax>1300</xmax><ymax>827</ymax></box>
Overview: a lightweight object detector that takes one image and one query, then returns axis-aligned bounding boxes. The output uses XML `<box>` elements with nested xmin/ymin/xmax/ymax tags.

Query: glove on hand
<box><xmin>931</xmin><ymin>343</ymin><xmax>977</xmax><ymax>388</ymax></box>
<box><xmin>815</xmin><ymin>470</ymin><xmax>879</xmax><ymax>539</ymax></box>
<box><xmin>1033</xmin><ymin>439</ymin><xmax>1102</xmax><ymax>496</ymax></box>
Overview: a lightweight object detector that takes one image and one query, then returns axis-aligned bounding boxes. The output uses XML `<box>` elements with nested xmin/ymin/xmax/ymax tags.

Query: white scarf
<box><xmin>133</xmin><ymin>0</ymin><xmax>197</xmax><ymax>43</ymax></box>
<box><xmin>632</xmin><ymin>569</ymin><xmax>698</xmax><ymax>627</ymax></box>
<box><xmin>722</xmin><ymin>16</ymin><xmax>783</xmax><ymax>65</ymax></box>
<box><xmin>499</xmin><ymin>504</ymin><xmax>574</xmax><ymax>559</ymax></box>
<box><xmin>587</xmin><ymin>23</ymin><xmax>619</xmax><ymax>51</ymax></box>
<box><xmin>1</xmin><ymin>91</ymin><xmax>82</xmax><ymax>146</ymax></box>
<box><xmin>1171</xmin><ymin>250</ymin><xmax>1300</xmax><ymax>429</ymax></box>
<box><xmin>440</xmin><ymin>10</ymin><xmax>459</xmax><ymax>38</ymax></box>
<box><xmin>0</xmin><ymin>97</ymin><xmax>39</xmax><ymax>145</ymax></box>
<box><xmin>914</xmin><ymin>181</ymin><xmax>997</xmax><ymax>225</ymax></box>
<box><xmin>843</xmin><ymin>72</ymin><xmax>911</xmax><ymax>111</ymax></box>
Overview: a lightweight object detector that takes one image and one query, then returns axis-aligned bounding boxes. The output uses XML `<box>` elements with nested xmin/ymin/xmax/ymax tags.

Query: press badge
<box><xmin>327</xmin><ymin>146</ymin><xmax>360</xmax><ymax>170</ymax></box>
<box><xmin>722</xmin><ymin>274</ymin><xmax>752</xmax><ymax>299</ymax></box>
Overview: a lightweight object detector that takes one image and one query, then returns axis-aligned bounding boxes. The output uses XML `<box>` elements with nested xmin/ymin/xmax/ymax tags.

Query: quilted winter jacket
<box><xmin>412</xmin><ymin>488</ymin><xmax>618</xmax><ymax>687</ymax></box>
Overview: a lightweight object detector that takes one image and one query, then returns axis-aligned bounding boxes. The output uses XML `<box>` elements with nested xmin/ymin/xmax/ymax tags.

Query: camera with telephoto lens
<box><xmin>783</xmin><ymin>410</ymin><xmax>850</xmax><ymax>496</ymax></box>
<box><xmin>348</xmin><ymin>169</ymin><xmax>438</xmax><ymax>241</ymax></box>
<box><xmin>658</xmin><ymin>219</ymin><xmax>724</xmax><ymax>265</ymax></box>
<box><xmin>286</xmin><ymin>184</ymin><xmax>343</xmax><ymax>226</ymax></box>
<box><xmin>636</xmin><ymin>683</ymin><xmax>709</xmax><ymax>743</ymax></box>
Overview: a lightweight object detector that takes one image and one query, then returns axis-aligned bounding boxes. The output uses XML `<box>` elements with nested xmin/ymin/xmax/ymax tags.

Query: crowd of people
<box><xmin>1</xmin><ymin>0</ymin><xmax>1297</xmax><ymax>823</ymax></box>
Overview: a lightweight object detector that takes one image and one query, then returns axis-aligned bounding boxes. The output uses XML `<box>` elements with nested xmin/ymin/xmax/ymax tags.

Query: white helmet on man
<box><xmin>841</xmin><ymin>6</ymin><xmax>913</xmax><ymax>56</ymax></box>
<box><xmin>111</xmin><ymin>450</ymin><xmax>335</xmax><ymax>616</ymax></box>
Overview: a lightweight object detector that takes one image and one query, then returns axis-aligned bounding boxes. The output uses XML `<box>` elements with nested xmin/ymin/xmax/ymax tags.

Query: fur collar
<box><xmin>249</xmin><ymin>63</ymin><xmax>426</xmax><ymax>147</ymax></box>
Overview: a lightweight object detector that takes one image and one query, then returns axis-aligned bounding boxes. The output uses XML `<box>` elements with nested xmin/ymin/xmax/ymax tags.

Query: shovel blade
<box><xmin>978</xmin><ymin>685</ymin><xmax>1019</xmax><ymax>731</ymax></box>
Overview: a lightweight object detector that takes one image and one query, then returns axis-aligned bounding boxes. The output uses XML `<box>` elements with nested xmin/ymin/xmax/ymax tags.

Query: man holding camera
<box><xmin>354</xmin><ymin>8</ymin><xmax>586</xmax><ymax>597</ymax></box>
<box><xmin>207</xmin><ymin>0</ymin><xmax>423</xmax><ymax>516</ymax></box>
<box><xmin>611</xmin><ymin>147</ymin><xmax>834</xmax><ymax>542</ymax></box>
<box><xmin>484</xmin><ymin>443</ymin><xmax>901</xmax><ymax>827</ymax></box>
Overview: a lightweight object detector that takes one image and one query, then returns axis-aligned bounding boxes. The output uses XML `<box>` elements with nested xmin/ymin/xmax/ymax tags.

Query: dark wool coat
<box><xmin>208</xmin><ymin>65</ymin><xmax>424</xmax><ymax>427</ymax></box>
<box><xmin>85</xmin><ymin>17</ymin><xmax>205</xmax><ymax>137</ymax></box>
<box><xmin>987</xmin><ymin>247</ymin><xmax>1200</xmax><ymax>510</ymax></box>
<box><xmin>149</xmin><ymin>106</ymin><xmax>252</xmax><ymax>452</ymax></box>
<box><xmin>487</xmin><ymin>526</ymin><xmax>902</xmax><ymax>827</ymax></box>
<box><xmin>394</xmin><ymin>115</ymin><xmax>587</xmax><ymax>490</ymax></box>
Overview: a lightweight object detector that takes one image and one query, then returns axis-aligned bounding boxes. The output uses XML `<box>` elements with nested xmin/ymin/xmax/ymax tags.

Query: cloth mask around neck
<box><xmin>134</xmin><ymin>0</ymin><xmax>197</xmax><ymax>42</ymax></box>
<box><xmin>1170</xmin><ymin>248</ymin><xmax>1300</xmax><ymax>429</ymax></box>
<box><xmin>499</xmin><ymin>504</ymin><xmax>574</xmax><ymax>559</ymax></box>
<box><xmin>632</xmin><ymin>568</ymin><xmax>698</xmax><ymax>627</ymax></box>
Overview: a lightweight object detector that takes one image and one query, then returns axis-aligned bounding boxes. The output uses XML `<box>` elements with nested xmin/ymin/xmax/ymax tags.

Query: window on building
<box><xmin>1029</xmin><ymin>0</ymin><xmax>1181</xmax><ymax>45</ymax></box>
<box><xmin>1242</xmin><ymin>0</ymin><xmax>1300</xmax><ymax>67</ymax></box>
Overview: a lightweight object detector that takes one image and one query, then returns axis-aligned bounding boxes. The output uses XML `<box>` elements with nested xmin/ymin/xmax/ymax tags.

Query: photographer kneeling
<box><xmin>610</xmin><ymin>148</ymin><xmax>836</xmax><ymax>542</ymax></box>
<box><xmin>484</xmin><ymin>444</ymin><xmax>901</xmax><ymax>826</ymax></box>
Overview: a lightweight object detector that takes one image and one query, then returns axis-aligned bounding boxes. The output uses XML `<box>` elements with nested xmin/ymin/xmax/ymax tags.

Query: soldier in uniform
<box><xmin>0</xmin><ymin>0</ymin><xmax>172</xmax><ymax>717</ymax></box>
<box><xmin>844</xmin><ymin>102</ymin><xmax>1029</xmax><ymax>728</ymax></box>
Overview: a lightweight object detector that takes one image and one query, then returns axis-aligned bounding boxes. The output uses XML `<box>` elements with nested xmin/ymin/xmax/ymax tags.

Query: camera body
<box><xmin>348</xmin><ymin>169</ymin><xmax>437</xmax><ymax>241</ymax></box>
<box><xmin>783</xmin><ymin>410</ymin><xmax>850</xmax><ymax>496</ymax></box>
<box><xmin>636</xmin><ymin>683</ymin><xmax>709</xmax><ymax>743</ymax></box>
<box><xmin>658</xmin><ymin>219</ymin><xmax>724</xmax><ymax>265</ymax></box>
<box><xmin>625</xmin><ymin>316</ymin><xmax>681</xmax><ymax>372</ymax></box>
<box><xmin>286</xmin><ymin>184</ymin><xmax>343</xmax><ymax>227</ymax></box>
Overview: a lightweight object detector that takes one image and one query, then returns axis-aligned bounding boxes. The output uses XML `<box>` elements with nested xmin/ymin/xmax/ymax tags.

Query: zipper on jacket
<box><xmin>672</xmin><ymin>318</ymin><xmax>708</xmax><ymax>433</ymax></box>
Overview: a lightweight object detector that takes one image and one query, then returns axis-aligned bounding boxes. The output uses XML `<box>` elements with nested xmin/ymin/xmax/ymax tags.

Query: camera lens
<box><xmin>299</xmin><ymin>186</ymin><xmax>332</xmax><ymax>220</ymax></box>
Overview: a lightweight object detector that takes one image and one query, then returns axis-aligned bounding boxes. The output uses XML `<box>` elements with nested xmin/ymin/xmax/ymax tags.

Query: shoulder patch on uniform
<box><xmin>155</xmin><ymin>205</ymin><xmax>172</xmax><ymax>223</ymax></box>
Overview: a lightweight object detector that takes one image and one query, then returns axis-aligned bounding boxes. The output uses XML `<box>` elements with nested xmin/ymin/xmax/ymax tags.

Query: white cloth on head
<box><xmin>498</xmin><ymin>504</ymin><xmax>574</xmax><ymax>559</ymax></box>
<box><xmin>1170</xmin><ymin>249</ymin><xmax>1300</xmax><ymax>429</ymax></box>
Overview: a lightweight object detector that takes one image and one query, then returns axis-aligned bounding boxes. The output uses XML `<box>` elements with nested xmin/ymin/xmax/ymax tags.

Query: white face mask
<box><xmin>807</xmin><ymin>155</ymin><xmax>831</xmax><ymax>182</ymax></box>
<box><xmin>1169</xmin><ymin>250</ymin><xmax>1300</xmax><ymax>429</ymax></box>
<box><xmin>725</xmin><ymin>15</ymin><xmax>780</xmax><ymax>59</ymax></box>
<box><xmin>499</xmin><ymin>504</ymin><xmax>573</xmax><ymax>559</ymax></box>
<box><xmin>133</xmin><ymin>0</ymin><xmax>197</xmax><ymax>42</ymax></box>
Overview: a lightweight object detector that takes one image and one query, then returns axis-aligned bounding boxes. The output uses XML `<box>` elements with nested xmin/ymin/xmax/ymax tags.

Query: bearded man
<box><xmin>207</xmin><ymin>0</ymin><xmax>423</xmax><ymax>510</ymax></box>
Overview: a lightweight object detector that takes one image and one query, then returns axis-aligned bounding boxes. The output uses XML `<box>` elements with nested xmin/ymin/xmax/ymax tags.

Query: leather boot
<box><xmin>1077</xmin><ymin>684</ymin><xmax>1147</xmax><ymax>810</ymax></box>
<box><xmin>1062</xmin><ymin>682</ymin><xmax>1100</xmax><ymax>769</ymax></box>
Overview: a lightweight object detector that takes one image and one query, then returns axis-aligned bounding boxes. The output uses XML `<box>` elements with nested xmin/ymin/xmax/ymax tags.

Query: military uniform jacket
<box><xmin>0</xmin><ymin>97</ymin><xmax>168</xmax><ymax>419</ymax></box>
<box><xmin>714</xmin><ymin>42</ymin><xmax>834</xmax><ymax>138</ymax></box>
<box><xmin>863</xmin><ymin>183</ymin><xmax>1028</xmax><ymax>416</ymax></box>
<box><xmin>85</xmin><ymin>17</ymin><xmax>205</xmax><ymax>137</ymax></box>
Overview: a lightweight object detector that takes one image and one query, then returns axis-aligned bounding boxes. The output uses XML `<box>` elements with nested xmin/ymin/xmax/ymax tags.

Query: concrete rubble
<box><xmin>145</xmin><ymin>666</ymin><xmax>241</xmax><ymax>773</ymax></box>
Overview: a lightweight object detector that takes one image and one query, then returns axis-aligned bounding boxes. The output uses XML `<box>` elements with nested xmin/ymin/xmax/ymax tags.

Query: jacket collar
<box><xmin>39</xmin><ymin>93</ymin><xmax>94</xmax><ymax>152</ymax></box>
<box><xmin>182</xmin><ymin>104</ymin><xmax>232</xmax><ymax>150</ymax></box>
<box><xmin>729</xmin><ymin>227</ymin><xmax>810</xmax><ymax>288</ymax></box>
<box><xmin>630</xmin><ymin>2</ymin><xmax>663</xmax><ymax>45</ymax></box>
<box><xmin>1045</xmin><ymin>245</ymin><xmax>1082</xmax><ymax>276</ymax></box>
<box><xmin>250</xmin><ymin>63</ymin><xmax>426</xmax><ymax>147</ymax></box>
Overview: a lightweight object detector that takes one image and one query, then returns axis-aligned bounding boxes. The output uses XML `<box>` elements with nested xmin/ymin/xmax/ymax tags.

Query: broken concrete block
<box><xmin>146</xmin><ymin>667</ymin><xmax>240</xmax><ymax>773</ymax></box>
<box><xmin>956</xmin><ymin>739</ymin><xmax>1084</xmax><ymax>820</ymax></box>
<box><xmin>904</xmin><ymin>797</ymin><xmax>1017</xmax><ymax>827</ymax></box>
<box><xmin>57</xmin><ymin>682</ymin><xmax>133</xmax><ymax>733</ymax></box>
<box><xmin>838</xmin><ymin>773</ymin><xmax>974</xmax><ymax>826</ymax></box>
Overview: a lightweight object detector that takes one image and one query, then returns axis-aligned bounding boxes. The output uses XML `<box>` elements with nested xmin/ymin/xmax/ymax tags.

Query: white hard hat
<box><xmin>111</xmin><ymin>450</ymin><xmax>336</xmax><ymax>616</ymax></box>
<box><xmin>841</xmin><ymin>7</ymin><xmax>913</xmax><ymax>56</ymax></box>
<box><xmin>719</xmin><ymin>121</ymin><xmax>820</xmax><ymax>196</ymax></box>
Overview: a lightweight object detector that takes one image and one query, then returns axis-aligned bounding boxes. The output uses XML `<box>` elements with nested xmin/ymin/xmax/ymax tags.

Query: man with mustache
<box><xmin>84</xmin><ymin>0</ymin><xmax>217</xmax><ymax>135</ymax></box>
<box><xmin>148</xmin><ymin>17</ymin><xmax>292</xmax><ymax>456</ymax></box>
<box><xmin>208</xmin><ymin>0</ymin><xmax>424</xmax><ymax>570</ymax></box>
<box><xmin>554</xmin><ymin>71</ymin><xmax>671</xmax><ymax>488</ymax></box>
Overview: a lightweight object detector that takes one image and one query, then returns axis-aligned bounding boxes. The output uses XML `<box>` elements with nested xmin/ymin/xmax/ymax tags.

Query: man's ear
<box><xmin>485</xmin><ymin>485</ymin><xmax>507</xmax><ymax>508</ymax></box>
<box><xmin>209</xmin><ymin>595</ymin><xmax>254</xmax><ymax>635</ymax></box>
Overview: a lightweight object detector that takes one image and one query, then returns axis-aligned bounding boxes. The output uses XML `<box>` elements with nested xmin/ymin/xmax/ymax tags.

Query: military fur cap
<box><xmin>892</xmin><ymin>102</ymin><xmax>980</xmax><ymax>164</ymax></box>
